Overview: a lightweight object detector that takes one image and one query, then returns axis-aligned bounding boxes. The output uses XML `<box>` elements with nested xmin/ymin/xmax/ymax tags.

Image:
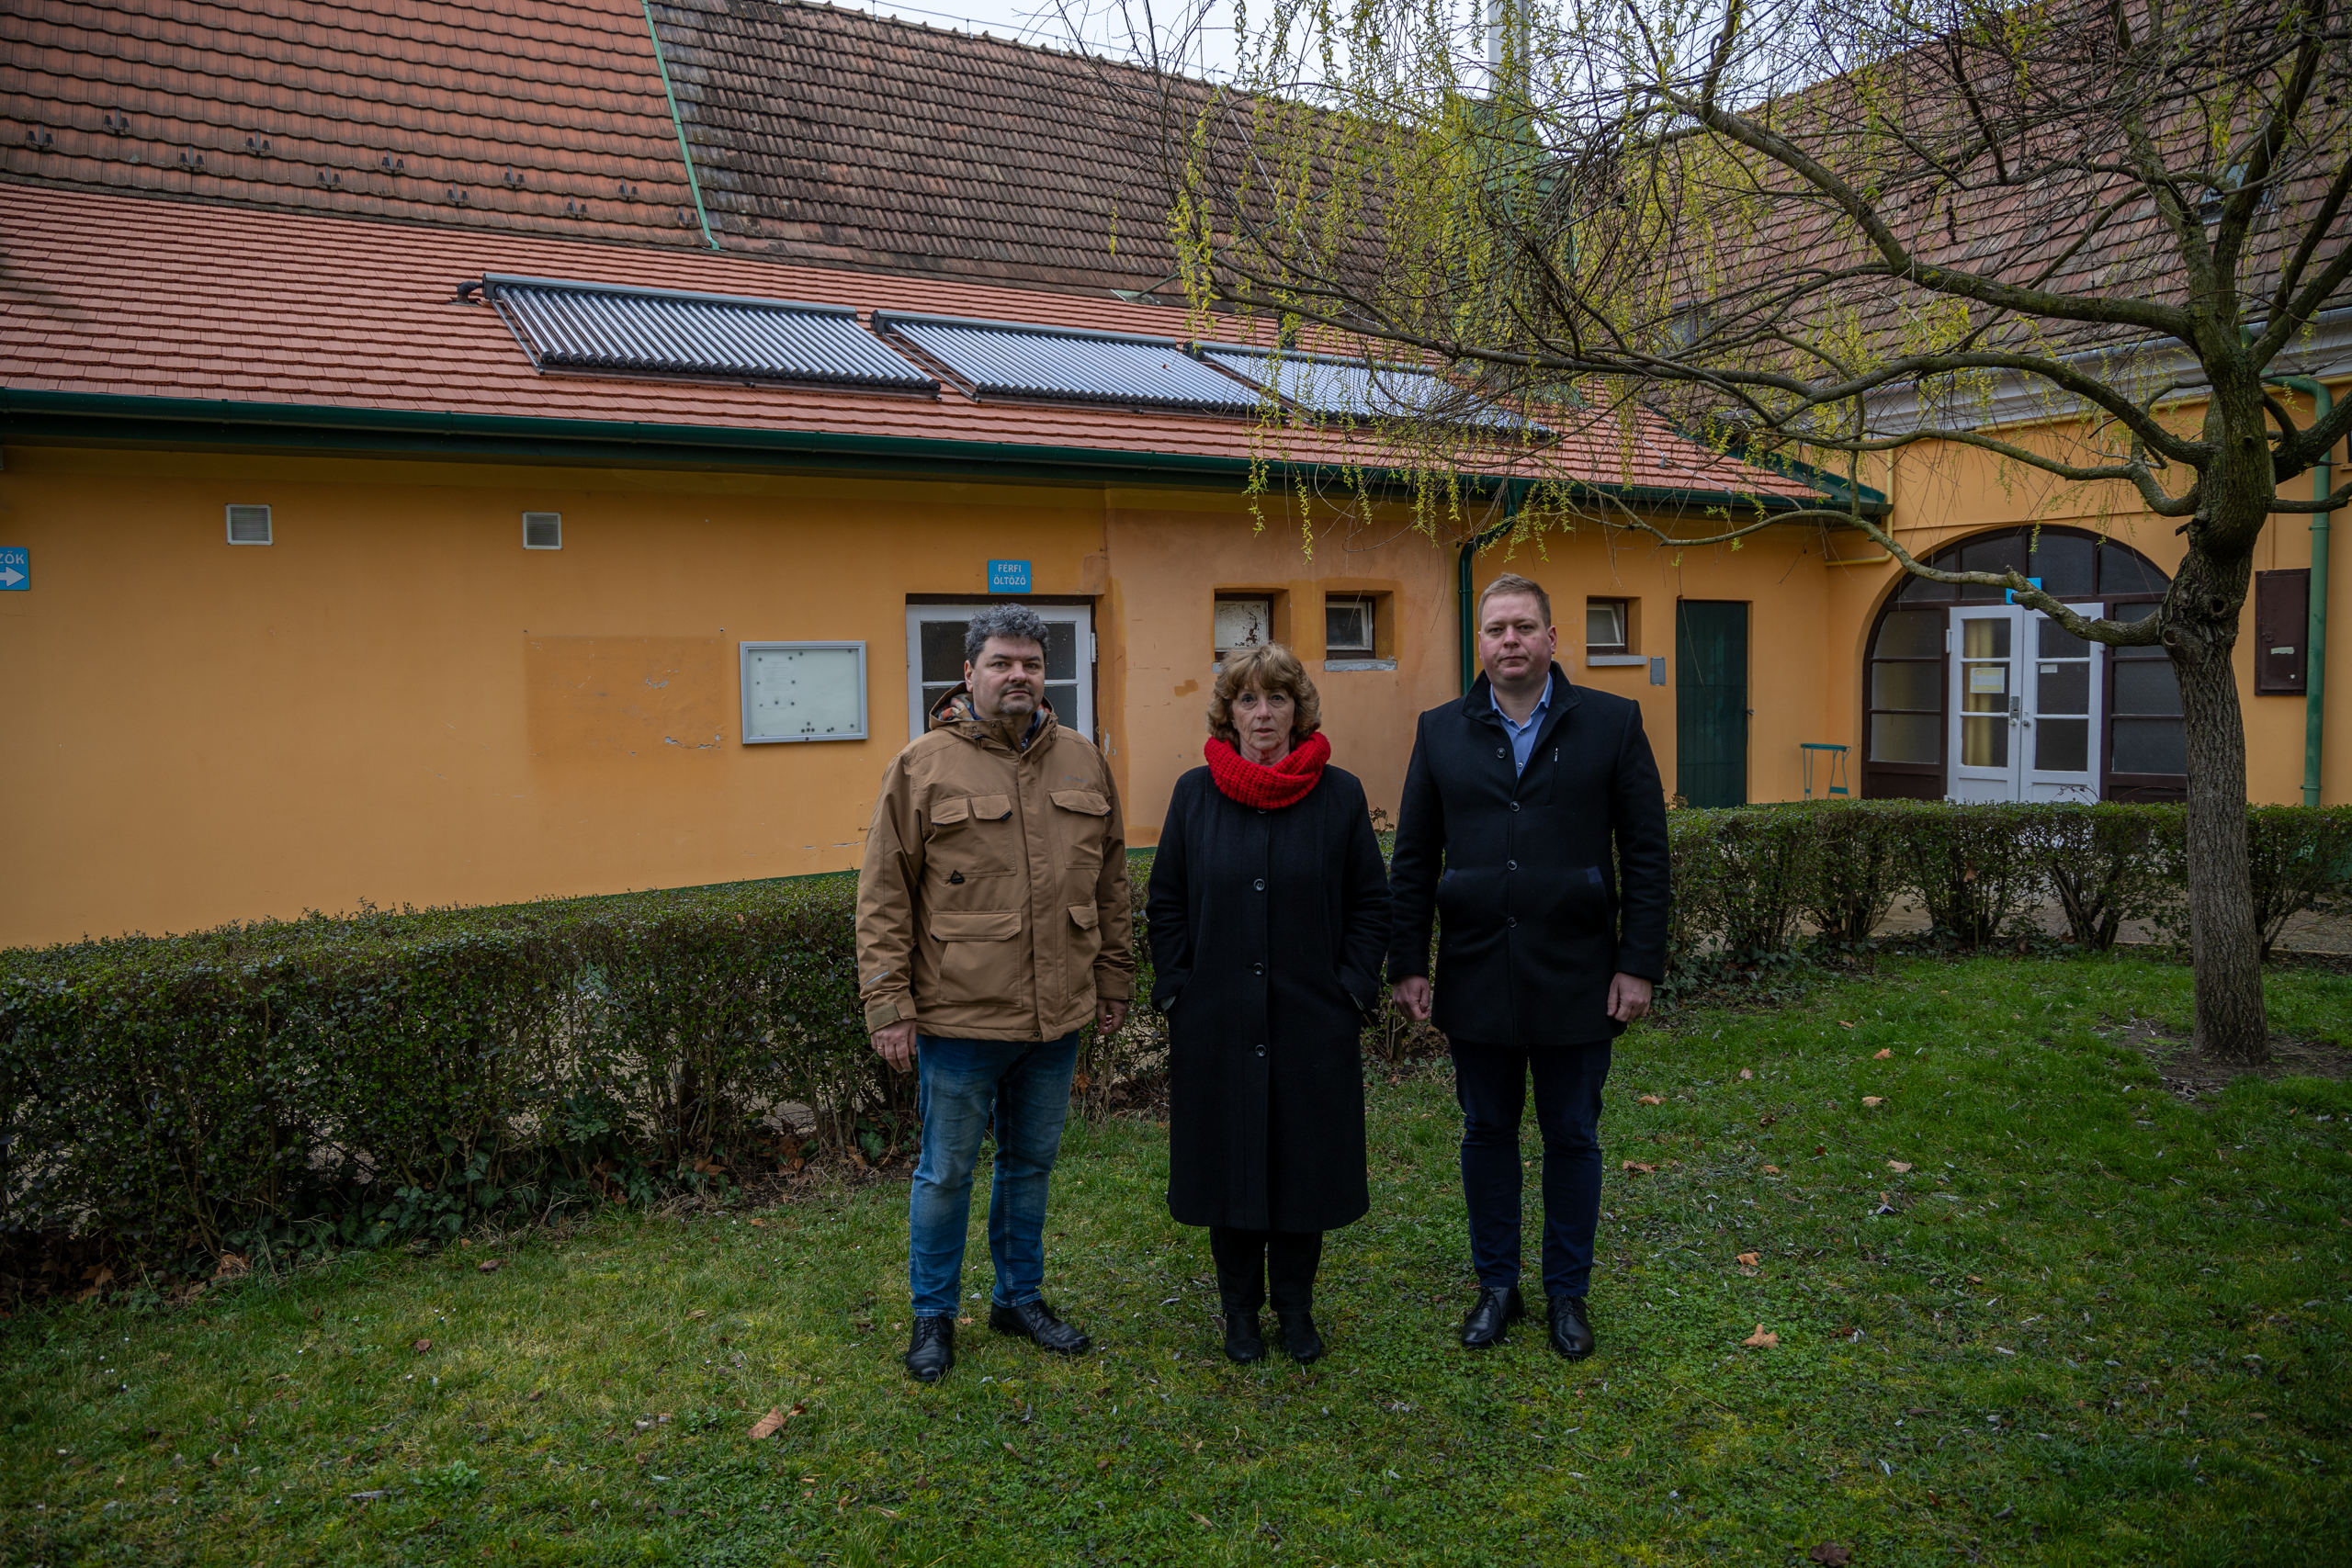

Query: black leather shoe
<box><xmin>1459</xmin><ymin>1285</ymin><xmax>1524</xmax><ymax>1348</ymax></box>
<box><xmin>903</xmin><ymin>1315</ymin><xmax>955</xmax><ymax>1382</ymax></box>
<box><xmin>1222</xmin><ymin>1310</ymin><xmax>1265</xmax><ymax>1363</ymax></box>
<box><xmin>1277</xmin><ymin>1311</ymin><xmax>1324</xmax><ymax>1364</ymax></box>
<box><xmin>1548</xmin><ymin>1294</ymin><xmax>1596</xmax><ymax>1359</ymax></box>
<box><xmin>989</xmin><ymin>1297</ymin><xmax>1091</xmax><ymax>1355</ymax></box>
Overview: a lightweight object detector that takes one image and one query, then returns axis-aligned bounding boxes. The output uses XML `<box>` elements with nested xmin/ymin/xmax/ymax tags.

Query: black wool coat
<box><xmin>1386</xmin><ymin>665</ymin><xmax>1671</xmax><ymax>1048</ymax></box>
<box><xmin>1147</xmin><ymin>761</ymin><xmax>1391</xmax><ymax>1233</ymax></box>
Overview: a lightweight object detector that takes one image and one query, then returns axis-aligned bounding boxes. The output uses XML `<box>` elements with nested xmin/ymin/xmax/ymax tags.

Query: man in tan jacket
<box><xmin>856</xmin><ymin>604</ymin><xmax>1133</xmax><ymax>1382</ymax></box>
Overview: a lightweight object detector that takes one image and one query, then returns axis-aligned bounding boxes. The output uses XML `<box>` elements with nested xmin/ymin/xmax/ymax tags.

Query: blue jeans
<box><xmin>1452</xmin><ymin>1039</ymin><xmax>1612</xmax><ymax>1300</ymax></box>
<box><xmin>908</xmin><ymin>1032</ymin><xmax>1080</xmax><ymax>1317</ymax></box>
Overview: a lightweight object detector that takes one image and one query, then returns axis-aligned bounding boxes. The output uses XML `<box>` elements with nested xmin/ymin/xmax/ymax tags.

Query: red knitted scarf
<box><xmin>1204</xmin><ymin>730</ymin><xmax>1331</xmax><ymax>809</ymax></box>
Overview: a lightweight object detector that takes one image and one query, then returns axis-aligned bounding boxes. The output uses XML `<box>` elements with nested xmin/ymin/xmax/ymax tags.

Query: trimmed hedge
<box><xmin>5</xmin><ymin>804</ymin><xmax>2347</xmax><ymax>1292</ymax></box>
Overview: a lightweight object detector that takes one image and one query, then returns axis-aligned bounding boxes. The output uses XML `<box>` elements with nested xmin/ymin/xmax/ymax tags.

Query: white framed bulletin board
<box><xmin>740</xmin><ymin>641</ymin><xmax>868</xmax><ymax>743</ymax></box>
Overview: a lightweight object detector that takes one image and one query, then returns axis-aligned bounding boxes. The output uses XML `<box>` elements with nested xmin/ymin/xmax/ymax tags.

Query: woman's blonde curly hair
<box><xmin>1206</xmin><ymin>643</ymin><xmax>1323</xmax><ymax>747</ymax></box>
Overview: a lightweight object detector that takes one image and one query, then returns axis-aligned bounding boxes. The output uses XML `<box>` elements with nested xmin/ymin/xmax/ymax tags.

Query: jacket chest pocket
<box><xmin>927</xmin><ymin>908</ymin><xmax>1023</xmax><ymax>1006</ymax></box>
<box><xmin>1048</xmin><ymin>787</ymin><xmax>1112</xmax><ymax>870</ymax></box>
<box><xmin>925</xmin><ymin>794</ymin><xmax>1016</xmax><ymax>878</ymax></box>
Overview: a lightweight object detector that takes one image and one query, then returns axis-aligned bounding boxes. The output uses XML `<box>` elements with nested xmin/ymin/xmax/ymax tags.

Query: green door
<box><xmin>1676</xmin><ymin>601</ymin><xmax>1749</xmax><ymax>807</ymax></box>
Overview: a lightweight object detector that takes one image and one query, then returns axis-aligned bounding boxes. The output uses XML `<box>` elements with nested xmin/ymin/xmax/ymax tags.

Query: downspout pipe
<box><xmin>2264</xmin><ymin>373</ymin><xmax>2332</xmax><ymax>806</ymax></box>
<box><xmin>1458</xmin><ymin>482</ymin><xmax>1520</xmax><ymax>694</ymax></box>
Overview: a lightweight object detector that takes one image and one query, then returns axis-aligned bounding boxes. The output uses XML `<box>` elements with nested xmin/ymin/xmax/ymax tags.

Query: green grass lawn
<box><xmin>6</xmin><ymin>953</ymin><xmax>2349</xmax><ymax>1567</ymax></box>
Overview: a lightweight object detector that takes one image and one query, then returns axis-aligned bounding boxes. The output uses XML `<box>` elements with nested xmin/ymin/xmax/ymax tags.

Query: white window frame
<box><xmin>905</xmin><ymin>604</ymin><xmax>1095</xmax><ymax>743</ymax></box>
<box><xmin>739</xmin><ymin>640</ymin><xmax>869</xmax><ymax>744</ymax></box>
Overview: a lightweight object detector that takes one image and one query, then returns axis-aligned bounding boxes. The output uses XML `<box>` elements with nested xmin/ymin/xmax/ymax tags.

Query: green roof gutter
<box><xmin>0</xmin><ymin>389</ymin><xmax>1855</xmax><ymax>509</ymax></box>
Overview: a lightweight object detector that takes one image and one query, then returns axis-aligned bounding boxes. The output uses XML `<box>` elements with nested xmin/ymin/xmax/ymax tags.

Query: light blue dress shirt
<box><xmin>1493</xmin><ymin>686</ymin><xmax>1551</xmax><ymax>774</ymax></box>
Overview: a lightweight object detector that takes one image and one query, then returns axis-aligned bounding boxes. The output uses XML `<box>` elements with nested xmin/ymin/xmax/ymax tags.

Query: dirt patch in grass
<box><xmin>2119</xmin><ymin>1016</ymin><xmax>2352</xmax><ymax>1102</ymax></box>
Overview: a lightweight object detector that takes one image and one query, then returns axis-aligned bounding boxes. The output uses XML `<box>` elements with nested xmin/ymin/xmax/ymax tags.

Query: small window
<box><xmin>740</xmin><ymin>641</ymin><xmax>868</xmax><ymax>743</ymax></box>
<box><xmin>523</xmin><ymin>512</ymin><xmax>562</xmax><ymax>550</ymax></box>
<box><xmin>1325</xmin><ymin>594</ymin><xmax>1374</xmax><ymax>657</ymax></box>
<box><xmin>1214</xmin><ymin>594</ymin><xmax>1275</xmax><ymax>661</ymax></box>
<box><xmin>225</xmin><ymin>504</ymin><xmax>272</xmax><ymax>545</ymax></box>
<box><xmin>1585</xmin><ymin>598</ymin><xmax>1629</xmax><ymax>654</ymax></box>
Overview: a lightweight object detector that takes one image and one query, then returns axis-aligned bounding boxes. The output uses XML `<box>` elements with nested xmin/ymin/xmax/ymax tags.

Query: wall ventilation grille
<box><xmin>225</xmin><ymin>504</ymin><xmax>272</xmax><ymax>545</ymax></box>
<box><xmin>523</xmin><ymin>512</ymin><xmax>562</xmax><ymax>550</ymax></box>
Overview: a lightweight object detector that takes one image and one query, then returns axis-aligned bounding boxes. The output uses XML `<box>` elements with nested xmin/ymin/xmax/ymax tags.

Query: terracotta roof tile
<box><xmin>0</xmin><ymin>182</ymin><xmax>1816</xmax><ymax>502</ymax></box>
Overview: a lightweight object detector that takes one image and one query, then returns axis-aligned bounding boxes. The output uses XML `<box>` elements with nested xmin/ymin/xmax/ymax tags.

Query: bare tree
<box><xmin>1161</xmin><ymin>0</ymin><xmax>2352</xmax><ymax>1063</ymax></box>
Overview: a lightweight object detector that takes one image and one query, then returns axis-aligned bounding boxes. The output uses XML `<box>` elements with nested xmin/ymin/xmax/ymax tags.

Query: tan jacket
<box><xmin>855</xmin><ymin>687</ymin><xmax>1134</xmax><ymax>1042</ymax></box>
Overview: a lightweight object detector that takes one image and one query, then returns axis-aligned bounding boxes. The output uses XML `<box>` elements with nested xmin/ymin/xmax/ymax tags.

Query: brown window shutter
<box><xmin>2254</xmin><ymin>570</ymin><xmax>2310</xmax><ymax>694</ymax></box>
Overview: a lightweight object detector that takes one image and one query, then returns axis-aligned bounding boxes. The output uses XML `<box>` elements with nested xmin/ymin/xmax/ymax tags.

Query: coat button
<box><xmin>1253</xmin><ymin>878</ymin><xmax>1265</xmax><ymax>891</ymax></box>
<box><xmin>1510</xmin><ymin>801</ymin><xmax>1521</xmax><ymax>812</ymax></box>
<box><xmin>1507</xmin><ymin>859</ymin><xmax>1517</xmax><ymax>871</ymax></box>
<box><xmin>1255</xmin><ymin>1043</ymin><xmax>1267</xmax><ymax>1058</ymax></box>
<box><xmin>1252</xmin><ymin>963</ymin><xmax>1265</xmax><ymax>976</ymax></box>
<box><xmin>1257</xmin><ymin>807</ymin><xmax>1267</xmax><ymax>815</ymax></box>
<box><xmin>1508</xmin><ymin>917</ymin><xmax>1518</xmax><ymax>928</ymax></box>
<box><xmin>1496</xmin><ymin>747</ymin><xmax>1506</xmax><ymax>758</ymax></box>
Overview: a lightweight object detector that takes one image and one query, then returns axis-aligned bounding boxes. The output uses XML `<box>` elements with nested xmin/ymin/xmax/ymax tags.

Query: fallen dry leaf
<box><xmin>213</xmin><ymin>1254</ymin><xmax>250</xmax><ymax>1282</ymax></box>
<box><xmin>685</xmin><ymin>1309</ymin><xmax>707</xmax><ymax>1320</ymax></box>
<box><xmin>1738</xmin><ymin>1067</ymin><xmax>1754</xmax><ymax>1079</ymax></box>
<box><xmin>1838</xmin><ymin>1021</ymin><xmax>1856</xmax><ymax>1030</ymax></box>
<box><xmin>748</xmin><ymin>1402</ymin><xmax>806</xmax><ymax>1440</ymax></box>
<box><xmin>527</xmin><ymin>1390</ymin><xmax>545</xmax><ymax>1403</ymax></box>
<box><xmin>1873</xmin><ymin>1048</ymin><xmax>1893</xmax><ymax>1060</ymax></box>
<box><xmin>1887</xmin><ymin>1160</ymin><xmax>1914</xmax><ymax>1173</ymax></box>
<box><xmin>1761</xmin><ymin>1164</ymin><xmax>1781</xmax><ymax>1175</ymax></box>
<box><xmin>1742</xmin><ymin>1324</ymin><xmax>1779</xmax><ymax>1348</ymax></box>
<box><xmin>1096</xmin><ymin>1455</ymin><xmax>1112</xmax><ymax>1471</ymax></box>
<box><xmin>1861</xmin><ymin>1096</ymin><xmax>1885</xmax><ymax>1108</ymax></box>
<box><xmin>1966</xmin><ymin>1274</ymin><xmax>1984</xmax><ymax>1284</ymax></box>
<box><xmin>1809</xmin><ymin>1543</ymin><xmax>1852</xmax><ymax>1567</ymax></box>
<box><xmin>1736</xmin><ymin>1252</ymin><xmax>1760</xmax><ymax>1267</ymax></box>
<box><xmin>1192</xmin><ymin>1513</ymin><xmax>1216</xmax><ymax>1529</ymax></box>
<box><xmin>1637</xmin><ymin>1094</ymin><xmax>1664</xmax><ymax>1106</ymax></box>
<box><xmin>477</xmin><ymin>1258</ymin><xmax>507</xmax><ymax>1274</ymax></box>
<box><xmin>411</xmin><ymin>1338</ymin><xmax>432</xmax><ymax>1354</ymax></box>
<box><xmin>1621</xmin><ymin>1161</ymin><xmax>1657</xmax><ymax>1175</ymax></box>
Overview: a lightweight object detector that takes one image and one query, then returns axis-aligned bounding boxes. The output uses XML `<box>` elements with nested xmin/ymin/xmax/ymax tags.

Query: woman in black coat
<box><xmin>1146</xmin><ymin>643</ymin><xmax>1391</xmax><ymax>1363</ymax></box>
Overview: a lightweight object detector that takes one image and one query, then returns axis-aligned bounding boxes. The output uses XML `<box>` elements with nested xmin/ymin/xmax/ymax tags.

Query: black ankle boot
<box><xmin>1277</xmin><ymin>1310</ymin><xmax>1323</xmax><ymax>1364</ymax></box>
<box><xmin>1222</xmin><ymin>1307</ymin><xmax>1265</xmax><ymax>1362</ymax></box>
<box><xmin>903</xmin><ymin>1315</ymin><xmax>955</xmax><ymax>1382</ymax></box>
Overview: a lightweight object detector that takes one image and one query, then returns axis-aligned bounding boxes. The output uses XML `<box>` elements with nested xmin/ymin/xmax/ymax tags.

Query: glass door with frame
<box><xmin>904</xmin><ymin>604</ymin><xmax>1094</xmax><ymax>743</ymax></box>
<box><xmin>1947</xmin><ymin>603</ymin><xmax>2101</xmax><ymax>801</ymax></box>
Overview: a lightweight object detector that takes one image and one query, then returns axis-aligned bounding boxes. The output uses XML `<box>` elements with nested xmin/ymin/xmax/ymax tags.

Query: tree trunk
<box><xmin>2168</xmin><ymin>547</ymin><xmax>2269</xmax><ymax>1065</ymax></box>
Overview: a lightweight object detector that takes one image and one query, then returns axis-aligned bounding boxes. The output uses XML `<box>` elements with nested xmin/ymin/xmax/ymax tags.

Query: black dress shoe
<box><xmin>1222</xmin><ymin>1310</ymin><xmax>1266</xmax><ymax>1363</ymax></box>
<box><xmin>1277</xmin><ymin>1311</ymin><xmax>1324</xmax><ymax>1364</ymax></box>
<box><xmin>1459</xmin><ymin>1285</ymin><xmax>1524</xmax><ymax>1348</ymax></box>
<box><xmin>904</xmin><ymin>1315</ymin><xmax>956</xmax><ymax>1382</ymax></box>
<box><xmin>989</xmin><ymin>1298</ymin><xmax>1091</xmax><ymax>1355</ymax></box>
<box><xmin>1547</xmin><ymin>1294</ymin><xmax>1596</xmax><ymax>1359</ymax></box>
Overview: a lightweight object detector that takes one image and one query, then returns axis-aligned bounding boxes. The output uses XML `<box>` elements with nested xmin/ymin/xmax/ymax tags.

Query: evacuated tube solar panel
<box><xmin>487</xmin><ymin>275</ymin><xmax>936</xmax><ymax>391</ymax></box>
<box><xmin>876</xmin><ymin>313</ymin><xmax>1265</xmax><ymax>412</ymax></box>
<box><xmin>1202</xmin><ymin>346</ymin><xmax>1530</xmax><ymax>430</ymax></box>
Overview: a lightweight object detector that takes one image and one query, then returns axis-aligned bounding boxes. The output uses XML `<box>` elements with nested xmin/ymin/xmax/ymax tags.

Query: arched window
<box><xmin>1860</xmin><ymin>526</ymin><xmax>2180</xmax><ymax>802</ymax></box>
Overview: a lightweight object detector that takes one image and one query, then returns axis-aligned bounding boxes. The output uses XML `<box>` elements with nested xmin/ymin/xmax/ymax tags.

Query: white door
<box><xmin>904</xmin><ymin>604</ymin><xmax>1095</xmax><ymax>743</ymax></box>
<box><xmin>1947</xmin><ymin>603</ymin><xmax>2101</xmax><ymax>802</ymax></box>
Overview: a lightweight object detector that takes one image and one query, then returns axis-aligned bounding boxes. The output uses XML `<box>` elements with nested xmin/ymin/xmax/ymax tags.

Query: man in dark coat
<box><xmin>1388</xmin><ymin>572</ymin><xmax>1670</xmax><ymax>1359</ymax></box>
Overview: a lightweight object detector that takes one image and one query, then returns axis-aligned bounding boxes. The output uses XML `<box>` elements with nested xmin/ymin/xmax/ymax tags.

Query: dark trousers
<box><xmin>1451</xmin><ymin>1039</ymin><xmax>1611</xmax><ymax>1301</ymax></box>
<box><xmin>1208</xmin><ymin>1226</ymin><xmax>1324</xmax><ymax>1315</ymax></box>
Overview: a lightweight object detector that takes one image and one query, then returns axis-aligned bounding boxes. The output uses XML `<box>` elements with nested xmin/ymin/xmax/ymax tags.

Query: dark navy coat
<box><xmin>1386</xmin><ymin>665</ymin><xmax>1670</xmax><ymax>1047</ymax></box>
<box><xmin>1147</xmin><ymin>762</ymin><xmax>1390</xmax><ymax>1232</ymax></box>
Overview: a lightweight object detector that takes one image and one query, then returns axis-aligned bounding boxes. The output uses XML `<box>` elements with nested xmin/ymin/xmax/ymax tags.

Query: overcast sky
<box><xmin>820</xmin><ymin>0</ymin><xmax>1246</xmax><ymax>79</ymax></box>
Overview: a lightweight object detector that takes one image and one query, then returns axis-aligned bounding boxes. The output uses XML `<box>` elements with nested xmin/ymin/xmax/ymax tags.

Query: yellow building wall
<box><xmin>0</xmin><ymin>447</ymin><xmax>1123</xmax><ymax>946</ymax></box>
<box><xmin>6</xmin><ymin>407</ymin><xmax>2344</xmax><ymax>948</ymax></box>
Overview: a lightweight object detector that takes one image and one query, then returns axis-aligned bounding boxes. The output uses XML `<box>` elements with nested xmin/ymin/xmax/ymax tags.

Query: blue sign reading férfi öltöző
<box><xmin>0</xmin><ymin>547</ymin><xmax>26</xmax><ymax>592</ymax></box>
<box><xmin>988</xmin><ymin>558</ymin><xmax>1031</xmax><ymax>592</ymax></box>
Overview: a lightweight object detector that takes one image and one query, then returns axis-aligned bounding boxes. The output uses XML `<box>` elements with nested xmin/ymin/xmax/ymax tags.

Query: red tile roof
<box><xmin>0</xmin><ymin>0</ymin><xmax>1213</xmax><ymax>295</ymax></box>
<box><xmin>0</xmin><ymin>182</ymin><xmax>1821</xmax><ymax>502</ymax></box>
<box><xmin>1</xmin><ymin>0</ymin><xmax>707</xmax><ymax>246</ymax></box>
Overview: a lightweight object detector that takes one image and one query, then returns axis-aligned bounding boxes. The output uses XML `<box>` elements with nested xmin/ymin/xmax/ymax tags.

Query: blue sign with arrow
<box><xmin>0</xmin><ymin>547</ymin><xmax>26</xmax><ymax>592</ymax></box>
